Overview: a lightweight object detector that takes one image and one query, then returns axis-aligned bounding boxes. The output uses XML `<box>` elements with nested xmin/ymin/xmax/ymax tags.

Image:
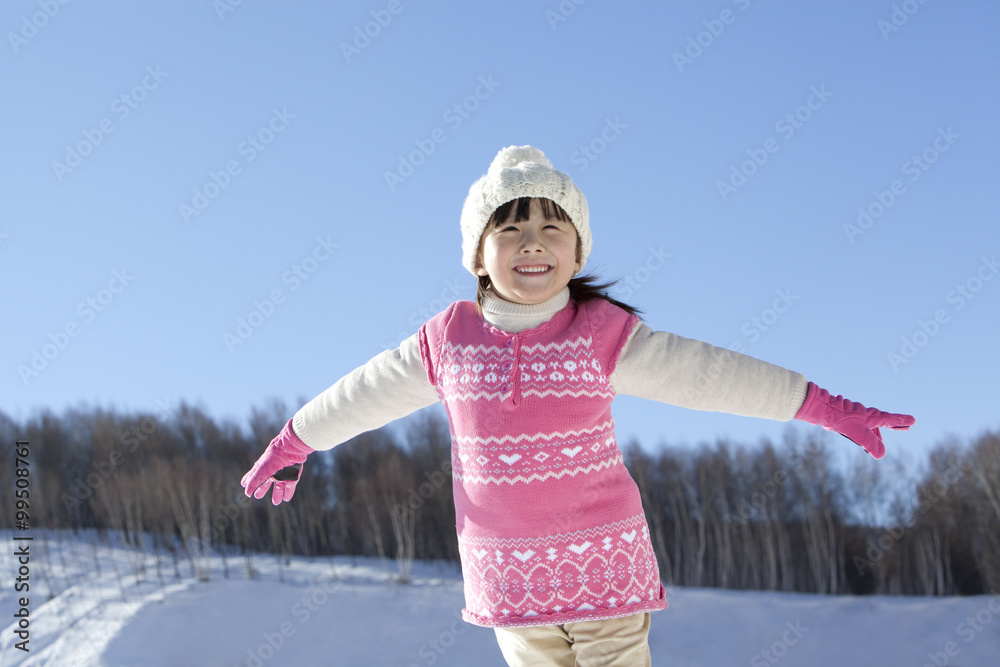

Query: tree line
<box><xmin>0</xmin><ymin>402</ymin><xmax>996</xmax><ymax>595</ymax></box>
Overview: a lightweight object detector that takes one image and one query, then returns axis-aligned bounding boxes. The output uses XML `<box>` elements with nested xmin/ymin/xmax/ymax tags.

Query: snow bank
<box><xmin>1</xmin><ymin>531</ymin><xmax>998</xmax><ymax>666</ymax></box>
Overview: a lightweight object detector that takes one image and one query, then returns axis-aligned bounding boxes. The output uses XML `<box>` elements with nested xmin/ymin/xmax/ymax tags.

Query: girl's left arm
<box><xmin>611</xmin><ymin>323</ymin><xmax>914</xmax><ymax>458</ymax></box>
<box><xmin>611</xmin><ymin>322</ymin><xmax>808</xmax><ymax>420</ymax></box>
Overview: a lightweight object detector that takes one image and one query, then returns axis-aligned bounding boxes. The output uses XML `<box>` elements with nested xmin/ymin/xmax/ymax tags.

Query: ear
<box><xmin>474</xmin><ymin>247</ymin><xmax>488</xmax><ymax>276</ymax></box>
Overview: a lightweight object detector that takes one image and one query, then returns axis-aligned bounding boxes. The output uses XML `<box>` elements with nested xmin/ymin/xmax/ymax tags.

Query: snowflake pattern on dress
<box><xmin>419</xmin><ymin>298</ymin><xmax>668</xmax><ymax>628</ymax></box>
<box><xmin>459</xmin><ymin>515</ymin><xmax>665</xmax><ymax>627</ymax></box>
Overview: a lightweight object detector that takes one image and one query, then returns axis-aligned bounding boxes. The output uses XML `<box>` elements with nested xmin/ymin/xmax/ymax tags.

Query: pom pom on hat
<box><xmin>487</xmin><ymin>145</ymin><xmax>552</xmax><ymax>172</ymax></box>
<box><xmin>460</xmin><ymin>145</ymin><xmax>591</xmax><ymax>276</ymax></box>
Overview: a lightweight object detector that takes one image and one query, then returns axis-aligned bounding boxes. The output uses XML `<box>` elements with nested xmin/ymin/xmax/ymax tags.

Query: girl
<box><xmin>242</xmin><ymin>145</ymin><xmax>914</xmax><ymax>666</ymax></box>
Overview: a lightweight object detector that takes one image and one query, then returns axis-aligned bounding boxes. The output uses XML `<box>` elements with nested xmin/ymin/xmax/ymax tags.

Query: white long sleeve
<box><xmin>290</xmin><ymin>290</ymin><xmax>808</xmax><ymax>451</ymax></box>
<box><xmin>291</xmin><ymin>333</ymin><xmax>438</xmax><ymax>451</ymax></box>
<box><xmin>611</xmin><ymin>322</ymin><xmax>808</xmax><ymax>421</ymax></box>
<box><xmin>290</xmin><ymin>289</ymin><xmax>572</xmax><ymax>451</ymax></box>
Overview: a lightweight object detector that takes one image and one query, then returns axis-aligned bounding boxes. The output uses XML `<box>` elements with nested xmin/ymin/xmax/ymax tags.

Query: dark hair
<box><xmin>475</xmin><ymin>197</ymin><xmax>641</xmax><ymax>317</ymax></box>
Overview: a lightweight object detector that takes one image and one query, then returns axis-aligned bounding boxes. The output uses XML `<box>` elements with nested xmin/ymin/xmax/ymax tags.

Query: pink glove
<box><xmin>794</xmin><ymin>382</ymin><xmax>915</xmax><ymax>459</ymax></box>
<box><xmin>241</xmin><ymin>419</ymin><xmax>314</xmax><ymax>505</ymax></box>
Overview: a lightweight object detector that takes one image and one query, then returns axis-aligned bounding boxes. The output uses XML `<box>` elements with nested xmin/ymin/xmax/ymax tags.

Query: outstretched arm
<box><xmin>241</xmin><ymin>334</ymin><xmax>439</xmax><ymax>503</ymax></box>
<box><xmin>612</xmin><ymin>323</ymin><xmax>914</xmax><ymax>458</ymax></box>
<box><xmin>611</xmin><ymin>322</ymin><xmax>808</xmax><ymax>421</ymax></box>
<box><xmin>291</xmin><ymin>333</ymin><xmax>439</xmax><ymax>451</ymax></box>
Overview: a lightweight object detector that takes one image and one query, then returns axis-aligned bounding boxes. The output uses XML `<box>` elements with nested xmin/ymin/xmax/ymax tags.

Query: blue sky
<box><xmin>2</xmin><ymin>1</ymin><xmax>997</xmax><ymax>470</ymax></box>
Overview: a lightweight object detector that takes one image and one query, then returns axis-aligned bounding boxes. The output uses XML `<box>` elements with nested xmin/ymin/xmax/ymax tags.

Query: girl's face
<box><xmin>477</xmin><ymin>199</ymin><xmax>580</xmax><ymax>305</ymax></box>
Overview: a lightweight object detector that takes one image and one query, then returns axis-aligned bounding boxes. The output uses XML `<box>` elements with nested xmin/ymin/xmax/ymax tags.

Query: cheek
<box><xmin>559</xmin><ymin>237</ymin><xmax>579</xmax><ymax>261</ymax></box>
<box><xmin>483</xmin><ymin>236</ymin><xmax>512</xmax><ymax>261</ymax></box>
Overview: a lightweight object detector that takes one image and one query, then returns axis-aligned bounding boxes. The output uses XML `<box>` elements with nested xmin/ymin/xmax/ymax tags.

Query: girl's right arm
<box><xmin>242</xmin><ymin>334</ymin><xmax>438</xmax><ymax>503</ymax></box>
<box><xmin>291</xmin><ymin>333</ymin><xmax>439</xmax><ymax>451</ymax></box>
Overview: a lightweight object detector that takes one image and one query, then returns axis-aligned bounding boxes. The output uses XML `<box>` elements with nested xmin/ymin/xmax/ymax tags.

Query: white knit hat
<box><xmin>460</xmin><ymin>145</ymin><xmax>591</xmax><ymax>276</ymax></box>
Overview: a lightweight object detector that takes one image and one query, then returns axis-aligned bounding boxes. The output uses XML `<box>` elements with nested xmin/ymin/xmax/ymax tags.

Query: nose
<box><xmin>519</xmin><ymin>228</ymin><xmax>544</xmax><ymax>253</ymax></box>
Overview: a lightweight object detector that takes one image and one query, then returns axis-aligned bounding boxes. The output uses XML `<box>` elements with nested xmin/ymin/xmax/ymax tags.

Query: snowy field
<box><xmin>1</xmin><ymin>530</ymin><xmax>999</xmax><ymax>666</ymax></box>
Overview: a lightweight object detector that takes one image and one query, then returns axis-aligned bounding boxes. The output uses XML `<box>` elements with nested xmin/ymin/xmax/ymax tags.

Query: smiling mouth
<box><xmin>515</xmin><ymin>265</ymin><xmax>552</xmax><ymax>274</ymax></box>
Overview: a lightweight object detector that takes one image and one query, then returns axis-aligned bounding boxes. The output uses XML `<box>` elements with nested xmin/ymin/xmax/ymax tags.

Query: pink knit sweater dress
<box><xmin>419</xmin><ymin>297</ymin><xmax>668</xmax><ymax>628</ymax></box>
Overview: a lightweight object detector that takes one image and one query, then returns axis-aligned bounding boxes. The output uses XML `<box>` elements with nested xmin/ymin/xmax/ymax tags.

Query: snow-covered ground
<box><xmin>1</xmin><ymin>530</ymin><xmax>998</xmax><ymax>666</ymax></box>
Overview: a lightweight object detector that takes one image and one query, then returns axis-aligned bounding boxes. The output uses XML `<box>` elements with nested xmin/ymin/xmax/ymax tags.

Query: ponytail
<box><xmin>566</xmin><ymin>274</ymin><xmax>641</xmax><ymax>317</ymax></box>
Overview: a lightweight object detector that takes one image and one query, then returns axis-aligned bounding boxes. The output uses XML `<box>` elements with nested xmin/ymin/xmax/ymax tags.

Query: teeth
<box><xmin>516</xmin><ymin>266</ymin><xmax>549</xmax><ymax>273</ymax></box>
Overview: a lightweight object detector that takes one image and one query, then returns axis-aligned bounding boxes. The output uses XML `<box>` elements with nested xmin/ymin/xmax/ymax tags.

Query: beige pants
<box><xmin>494</xmin><ymin>613</ymin><xmax>651</xmax><ymax>667</ymax></box>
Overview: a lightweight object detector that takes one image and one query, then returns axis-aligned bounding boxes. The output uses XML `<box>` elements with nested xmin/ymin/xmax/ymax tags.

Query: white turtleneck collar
<box><xmin>480</xmin><ymin>287</ymin><xmax>571</xmax><ymax>333</ymax></box>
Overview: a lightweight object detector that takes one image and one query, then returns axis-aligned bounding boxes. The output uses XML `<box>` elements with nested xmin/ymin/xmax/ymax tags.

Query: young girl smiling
<box><xmin>242</xmin><ymin>145</ymin><xmax>914</xmax><ymax>666</ymax></box>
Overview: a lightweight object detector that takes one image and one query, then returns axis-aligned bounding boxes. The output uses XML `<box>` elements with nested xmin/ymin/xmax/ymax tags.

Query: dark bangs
<box><xmin>487</xmin><ymin>197</ymin><xmax>573</xmax><ymax>227</ymax></box>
